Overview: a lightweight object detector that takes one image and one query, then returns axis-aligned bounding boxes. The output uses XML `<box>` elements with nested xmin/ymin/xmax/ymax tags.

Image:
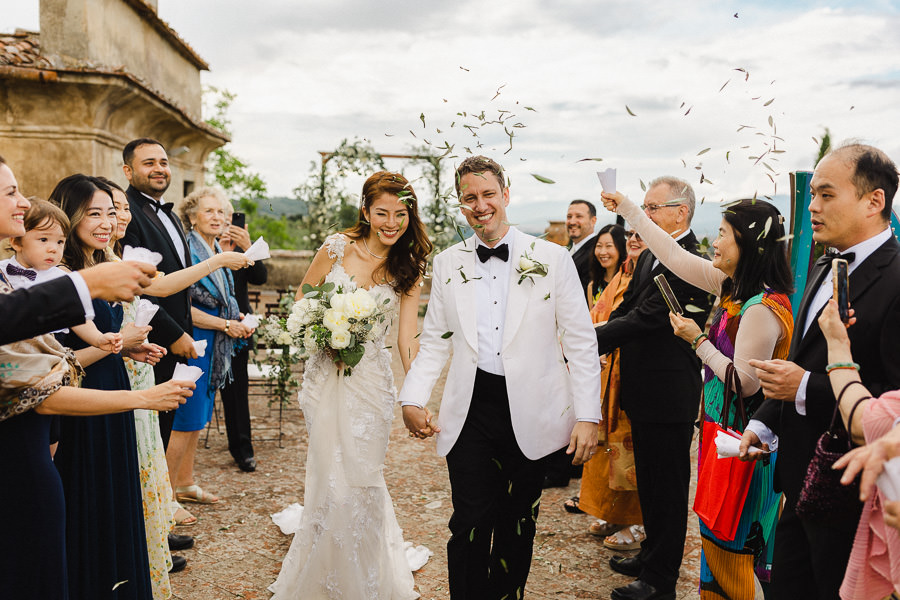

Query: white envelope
<box><xmin>123</xmin><ymin>245</ymin><xmax>163</xmax><ymax>267</ymax></box>
<box><xmin>244</xmin><ymin>237</ymin><xmax>271</xmax><ymax>261</ymax></box>
<box><xmin>133</xmin><ymin>299</ymin><xmax>159</xmax><ymax>327</ymax></box>
<box><xmin>171</xmin><ymin>363</ymin><xmax>203</xmax><ymax>383</ymax></box>
<box><xmin>193</xmin><ymin>339</ymin><xmax>207</xmax><ymax>357</ymax></box>
<box><xmin>241</xmin><ymin>314</ymin><xmax>260</xmax><ymax>329</ymax></box>
<box><xmin>877</xmin><ymin>456</ymin><xmax>900</xmax><ymax>502</ymax></box>
<box><xmin>596</xmin><ymin>168</ymin><xmax>617</xmax><ymax>193</ymax></box>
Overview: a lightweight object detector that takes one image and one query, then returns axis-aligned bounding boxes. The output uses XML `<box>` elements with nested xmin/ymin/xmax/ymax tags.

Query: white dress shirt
<box><xmin>569</xmin><ymin>232</ymin><xmax>594</xmax><ymax>257</ymax></box>
<box><xmin>0</xmin><ymin>256</ymin><xmax>93</xmax><ymax>323</ymax></box>
<box><xmin>142</xmin><ymin>192</ymin><xmax>186</xmax><ymax>267</ymax></box>
<box><xmin>475</xmin><ymin>229</ymin><xmax>515</xmax><ymax>376</ymax></box>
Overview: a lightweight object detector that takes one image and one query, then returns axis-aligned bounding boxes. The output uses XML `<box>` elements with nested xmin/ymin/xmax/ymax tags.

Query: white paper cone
<box><xmin>123</xmin><ymin>245</ymin><xmax>163</xmax><ymax>267</ymax></box>
<box><xmin>271</xmin><ymin>503</ymin><xmax>304</xmax><ymax>535</ymax></box>
<box><xmin>596</xmin><ymin>168</ymin><xmax>617</xmax><ymax>193</ymax></box>
<box><xmin>193</xmin><ymin>339</ymin><xmax>207</xmax><ymax>357</ymax></box>
<box><xmin>244</xmin><ymin>237</ymin><xmax>271</xmax><ymax>261</ymax></box>
<box><xmin>241</xmin><ymin>314</ymin><xmax>260</xmax><ymax>329</ymax></box>
<box><xmin>133</xmin><ymin>299</ymin><xmax>160</xmax><ymax>327</ymax></box>
<box><xmin>877</xmin><ymin>456</ymin><xmax>900</xmax><ymax>502</ymax></box>
<box><xmin>171</xmin><ymin>363</ymin><xmax>203</xmax><ymax>383</ymax></box>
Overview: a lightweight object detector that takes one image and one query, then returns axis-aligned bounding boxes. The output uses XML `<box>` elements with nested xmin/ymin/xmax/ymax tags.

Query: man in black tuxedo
<box><xmin>596</xmin><ymin>177</ymin><xmax>712</xmax><ymax>600</ymax></box>
<box><xmin>567</xmin><ymin>199</ymin><xmax>599</xmax><ymax>296</ymax></box>
<box><xmin>120</xmin><ymin>138</ymin><xmax>198</xmax><ymax>448</ymax></box>
<box><xmin>741</xmin><ymin>144</ymin><xmax>900</xmax><ymax>599</ymax></box>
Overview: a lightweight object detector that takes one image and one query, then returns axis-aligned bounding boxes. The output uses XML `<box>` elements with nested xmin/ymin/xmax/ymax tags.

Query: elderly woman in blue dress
<box><xmin>168</xmin><ymin>187</ymin><xmax>253</xmax><ymax>505</ymax></box>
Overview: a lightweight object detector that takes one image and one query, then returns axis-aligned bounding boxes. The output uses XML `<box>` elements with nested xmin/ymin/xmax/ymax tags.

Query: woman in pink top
<box><xmin>820</xmin><ymin>299</ymin><xmax>900</xmax><ymax>599</ymax></box>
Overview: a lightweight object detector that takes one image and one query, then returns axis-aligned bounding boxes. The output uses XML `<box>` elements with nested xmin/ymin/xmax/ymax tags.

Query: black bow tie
<box><xmin>150</xmin><ymin>199</ymin><xmax>174</xmax><ymax>215</ymax></box>
<box><xmin>7</xmin><ymin>263</ymin><xmax>36</xmax><ymax>281</ymax></box>
<box><xmin>816</xmin><ymin>249</ymin><xmax>856</xmax><ymax>267</ymax></box>
<box><xmin>476</xmin><ymin>243</ymin><xmax>509</xmax><ymax>263</ymax></box>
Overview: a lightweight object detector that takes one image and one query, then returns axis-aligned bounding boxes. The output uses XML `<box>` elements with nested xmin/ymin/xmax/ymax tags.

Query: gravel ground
<box><xmin>171</xmin><ymin>321</ymin><xmax>701</xmax><ymax>599</ymax></box>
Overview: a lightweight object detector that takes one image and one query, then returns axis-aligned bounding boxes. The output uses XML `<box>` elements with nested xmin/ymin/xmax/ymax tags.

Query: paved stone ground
<box><xmin>172</xmin><ymin>322</ymin><xmax>701</xmax><ymax>599</ymax></box>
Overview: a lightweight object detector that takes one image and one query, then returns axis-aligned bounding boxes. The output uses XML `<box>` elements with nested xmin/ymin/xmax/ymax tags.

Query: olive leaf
<box><xmin>441</xmin><ymin>331</ymin><xmax>454</xmax><ymax>339</ymax></box>
<box><xmin>626</xmin><ymin>105</ymin><xmax>637</xmax><ymax>116</ymax></box>
<box><xmin>697</xmin><ymin>148</ymin><xmax>711</xmax><ymax>156</ymax></box>
<box><xmin>531</xmin><ymin>174</ymin><xmax>555</xmax><ymax>184</ymax></box>
<box><xmin>684</xmin><ymin>304</ymin><xmax>705</xmax><ymax>313</ymax></box>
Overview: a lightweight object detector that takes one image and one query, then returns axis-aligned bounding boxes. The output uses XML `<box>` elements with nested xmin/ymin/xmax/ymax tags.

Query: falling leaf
<box><xmin>544</xmin><ymin>292</ymin><xmax>551</xmax><ymax>300</ymax></box>
<box><xmin>763</xmin><ymin>98</ymin><xmax>774</xmax><ymax>107</ymax></box>
<box><xmin>419</xmin><ymin>113</ymin><xmax>426</xmax><ymax>128</ymax></box>
<box><xmin>469</xmin><ymin>528</ymin><xmax>475</xmax><ymax>541</ymax></box>
<box><xmin>768</xmin><ymin>115</ymin><xmax>774</xmax><ymax>128</ymax></box>
<box><xmin>640</xmin><ymin>179</ymin><xmax>647</xmax><ymax>191</ymax></box>
<box><xmin>441</xmin><ymin>331</ymin><xmax>454</xmax><ymax>339</ymax></box>
<box><xmin>685</xmin><ymin>304</ymin><xmax>705</xmax><ymax>313</ymax></box>
<box><xmin>524</xmin><ymin>106</ymin><xmax>537</xmax><ymax>111</ymax></box>
<box><xmin>684</xmin><ymin>106</ymin><xmax>693</xmax><ymax>116</ymax></box>
<box><xmin>112</xmin><ymin>581</ymin><xmax>129</xmax><ymax>591</ymax></box>
<box><xmin>719</xmin><ymin>79</ymin><xmax>730</xmax><ymax>92</ymax></box>
<box><xmin>409</xmin><ymin>129</ymin><xmax>416</xmax><ymax>138</ymax></box>
<box><xmin>734</xmin><ymin>12</ymin><xmax>739</xmax><ymax>17</ymax></box>
<box><xmin>697</xmin><ymin>147</ymin><xmax>711</xmax><ymax>156</ymax></box>
<box><xmin>626</xmin><ymin>105</ymin><xmax>637</xmax><ymax>116</ymax></box>
<box><xmin>384</xmin><ymin>133</ymin><xmax>394</xmax><ymax>137</ymax></box>
<box><xmin>681</xmin><ymin>159</ymin><xmax>687</xmax><ymax>168</ymax></box>
<box><xmin>460</xmin><ymin>66</ymin><xmax>470</xmax><ymax>71</ymax></box>
<box><xmin>531</xmin><ymin>173</ymin><xmax>555</xmax><ymax>184</ymax></box>
<box><xmin>491</xmin><ymin>84</ymin><xmax>506</xmax><ymax>101</ymax></box>
<box><xmin>776</xmin><ymin>234</ymin><xmax>794</xmax><ymax>242</ymax></box>
<box><xmin>762</xmin><ymin>216</ymin><xmax>773</xmax><ymax>237</ymax></box>
<box><xmin>726</xmin><ymin>151</ymin><xmax>731</xmax><ymax>163</ymax></box>
<box><xmin>850</xmin><ymin>105</ymin><xmax>855</xmax><ymax>110</ymax></box>
<box><xmin>576</xmin><ymin>157</ymin><xmax>604</xmax><ymax>163</ymax></box>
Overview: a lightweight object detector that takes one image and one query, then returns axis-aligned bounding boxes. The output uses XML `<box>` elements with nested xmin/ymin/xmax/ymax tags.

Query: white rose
<box><xmin>519</xmin><ymin>256</ymin><xmax>535</xmax><ymax>271</ymax></box>
<box><xmin>303</xmin><ymin>330</ymin><xmax>318</xmax><ymax>355</ymax></box>
<box><xmin>329</xmin><ymin>293</ymin><xmax>347</xmax><ymax>313</ymax></box>
<box><xmin>330</xmin><ymin>329</ymin><xmax>351</xmax><ymax>349</ymax></box>
<box><xmin>286</xmin><ymin>313</ymin><xmax>304</xmax><ymax>334</ymax></box>
<box><xmin>322</xmin><ymin>308</ymin><xmax>349</xmax><ymax>332</ymax></box>
<box><xmin>291</xmin><ymin>298</ymin><xmax>309</xmax><ymax>316</ymax></box>
<box><xmin>276</xmin><ymin>331</ymin><xmax>293</xmax><ymax>346</ymax></box>
<box><xmin>345</xmin><ymin>289</ymin><xmax>377</xmax><ymax>318</ymax></box>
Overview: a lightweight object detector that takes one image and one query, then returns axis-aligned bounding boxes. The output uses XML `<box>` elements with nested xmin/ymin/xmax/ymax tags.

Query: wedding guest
<box><xmin>219</xmin><ymin>201</ymin><xmax>266</xmax><ymax>473</ymax></box>
<box><xmin>50</xmin><ymin>173</ymin><xmax>169</xmax><ymax>599</ymax></box>
<box><xmin>569</xmin><ymin>228</ymin><xmax>646</xmax><ymax>553</ymax></box>
<box><xmin>168</xmin><ymin>187</ymin><xmax>250</xmax><ymax>506</ymax></box>
<box><xmin>603</xmin><ymin>191</ymin><xmax>794</xmax><ymax>598</ymax></box>
<box><xmin>740</xmin><ymin>143</ymin><xmax>900</xmax><ymax>599</ymax></box>
<box><xmin>0</xmin><ymin>160</ymin><xmax>192</xmax><ymax>600</ymax></box>
<box><xmin>586</xmin><ymin>223</ymin><xmax>627</xmax><ymax>305</ymax></box>
<box><xmin>567</xmin><ymin>199</ymin><xmax>599</xmax><ymax>293</ymax></box>
<box><xmin>595</xmin><ymin>177</ymin><xmax>713</xmax><ymax>600</ymax></box>
<box><xmin>818</xmin><ymin>300</ymin><xmax>900</xmax><ymax>599</ymax></box>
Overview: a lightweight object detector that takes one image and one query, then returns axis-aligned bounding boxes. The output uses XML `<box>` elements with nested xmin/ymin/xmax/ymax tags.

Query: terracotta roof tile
<box><xmin>0</xmin><ymin>31</ymin><xmax>54</xmax><ymax>69</ymax></box>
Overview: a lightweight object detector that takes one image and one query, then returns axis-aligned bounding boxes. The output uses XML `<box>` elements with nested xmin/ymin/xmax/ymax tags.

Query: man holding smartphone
<box><xmin>741</xmin><ymin>143</ymin><xmax>900</xmax><ymax>599</ymax></box>
<box><xmin>219</xmin><ymin>206</ymin><xmax>267</xmax><ymax>472</ymax></box>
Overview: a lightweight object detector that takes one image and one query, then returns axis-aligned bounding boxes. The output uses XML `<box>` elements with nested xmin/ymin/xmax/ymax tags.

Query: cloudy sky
<box><xmin>6</xmin><ymin>0</ymin><xmax>900</xmax><ymax>234</ymax></box>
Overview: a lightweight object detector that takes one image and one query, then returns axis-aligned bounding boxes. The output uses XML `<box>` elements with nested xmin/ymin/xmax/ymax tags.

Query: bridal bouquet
<box><xmin>284</xmin><ymin>281</ymin><xmax>390</xmax><ymax>374</ymax></box>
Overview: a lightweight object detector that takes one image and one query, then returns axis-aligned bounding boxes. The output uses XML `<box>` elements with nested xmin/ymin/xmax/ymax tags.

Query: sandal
<box><xmin>175</xmin><ymin>484</ymin><xmax>219</xmax><ymax>504</ymax></box>
<box><xmin>589</xmin><ymin>520</ymin><xmax>626</xmax><ymax>537</ymax></box>
<box><xmin>564</xmin><ymin>496</ymin><xmax>584</xmax><ymax>514</ymax></box>
<box><xmin>174</xmin><ymin>506</ymin><xmax>198</xmax><ymax>526</ymax></box>
<box><xmin>603</xmin><ymin>525</ymin><xmax>645</xmax><ymax>551</ymax></box>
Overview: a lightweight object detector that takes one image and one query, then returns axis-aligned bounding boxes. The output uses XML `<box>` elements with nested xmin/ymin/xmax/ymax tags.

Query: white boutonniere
<box><xmin>516</xmin><ymin>245</ymin><xmax>549</xmax><ymax>285</ymax></box>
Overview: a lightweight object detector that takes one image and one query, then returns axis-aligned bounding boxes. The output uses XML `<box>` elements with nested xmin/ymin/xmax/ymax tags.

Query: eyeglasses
<box><xmin>626</xmin><ymin>231</ymin><xmax>642</xmax><ymax>241</ymax></box>
<box><xmin>640</xmin><ymin>202</ymin><xmax>683</xmax><ymax>213</ymax></box>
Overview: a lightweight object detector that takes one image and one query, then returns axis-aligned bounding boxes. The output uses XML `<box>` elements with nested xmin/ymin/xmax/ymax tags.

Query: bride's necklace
<box><xmin>362</xmin><ymin>237</ymin><xmax>386</xmax><ymax>260</ymax></box>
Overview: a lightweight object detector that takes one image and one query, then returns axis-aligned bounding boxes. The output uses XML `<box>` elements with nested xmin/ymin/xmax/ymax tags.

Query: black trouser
<box><xmin>153</xmin><ymin>353</ymin><xmax>181</xmax><ymax>450</ymax></box>
<box><xmin>629</xmin><ymin>419</ymin><xmax>694</xmax><ymax>592</ymax></box>
<box><xmin>220</xmin><ymin>346</ymin><xmax>254</xmax><ymax>462</ymax></box>
<box><xmin>445</xmin><ymin>369</ymin><xmax>546</xmax><ymax>600</ymax></box>
<box><xmin>769</xmin><ymin>493</ymin><xmax>861</xmax><ymax>599</ymax></box>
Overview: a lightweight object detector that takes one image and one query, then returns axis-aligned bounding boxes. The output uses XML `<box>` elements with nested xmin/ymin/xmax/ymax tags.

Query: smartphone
<box><xmin>231</xmin><ymin>212</ymin><xmax>246</xmax><ymax>229</ymax></box>
<box><xmin>654</xmin><ymin>274</ymin><xmax>683</xmax><ymax>315</ymax></box>
<box><xmin>832</xmin><ymin>258</ymin><xmax>850</xmax><ymax>323</ymax></box>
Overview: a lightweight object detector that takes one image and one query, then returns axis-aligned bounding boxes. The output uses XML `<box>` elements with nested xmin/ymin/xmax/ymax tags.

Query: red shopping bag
<box><xmin>692</xmin><ymin>364</ymin><xmax>756</xmax><ymax>542</ymax></box>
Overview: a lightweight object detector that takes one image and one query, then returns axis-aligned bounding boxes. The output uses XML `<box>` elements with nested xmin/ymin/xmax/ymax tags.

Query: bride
<box><xmin>269</xmin><ymin>172</ymin><xmax>434</xmax><ymax>599</ymax></box>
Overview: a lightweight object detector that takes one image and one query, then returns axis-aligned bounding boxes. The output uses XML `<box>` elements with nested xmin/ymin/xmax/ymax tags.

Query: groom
<box><xmin>399</xmin><ymin>156</ymin><xmax>603</xmax><ymax>599</ymax></box>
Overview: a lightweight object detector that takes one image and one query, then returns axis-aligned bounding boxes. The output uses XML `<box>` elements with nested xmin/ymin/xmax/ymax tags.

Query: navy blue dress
<box><xmin>0</xmin><ymin>409</ymin><xmax>68</xmax><ymax>599</ymax></box>
<box><xmin>55</xmin><ymin>300</ymin><xmax>153</xmax><ymax>600</ymax></box>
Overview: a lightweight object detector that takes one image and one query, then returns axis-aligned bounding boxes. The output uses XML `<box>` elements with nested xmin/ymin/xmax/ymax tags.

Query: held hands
<box><xmin>748</xmin><ymin>358</ymin><xmax>805</xmax><ymax>401</ymax></box>
<box><xmin>170</xmin><ymin>332</ymin><xmax>198</xmax><ymax>359</ymax></box>
<box><xmin>402</xmin><ymin>405</ymin><xmax>441</xmax><ymax>439</ymax></box>
<box><xmin>599</xmin><ymin>191</ymin><xmax>627</xmax><ymax>214</ymax></box>
<box><xmin>139</xmin><ymin>380</ymin><xmax>194</xmax><ymax>411</ymax></box>
<box><xmin>567</xmin><ymin>421</ymin><xmax>599</xmax><ymax>466</ymax></box>
<box><xmin>669</xmin><ymin>311</ymin><xmax>702</xmax><ymax>344</ymax></box>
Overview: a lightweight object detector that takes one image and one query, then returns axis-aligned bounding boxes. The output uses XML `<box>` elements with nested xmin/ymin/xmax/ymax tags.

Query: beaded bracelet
<box><xmin>826</xmin><ymin>361</ymin><xmax>860</xmax><ymax>374</ymax></box>
<box><xmin>691</xmin><ymin>333</ymin><xmax>708</xmax><ymax>351</ymax></box>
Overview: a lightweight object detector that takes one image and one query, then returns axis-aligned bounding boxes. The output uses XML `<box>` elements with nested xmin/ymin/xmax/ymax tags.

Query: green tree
<box><xmin>407</xmin><ymin>144</ymin><xmax>462</xmax><ymax>251</ymax></box>
<box><xmin>815</xmin><ymin>127</ymin><xmax>832</xmax><ymax>166</ymax></box>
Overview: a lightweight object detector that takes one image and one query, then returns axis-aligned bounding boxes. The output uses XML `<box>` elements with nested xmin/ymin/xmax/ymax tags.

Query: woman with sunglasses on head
<box><xmin>601</xmin><ymin>190</ymin><xmax>794</xmax><ymax>597</ymax></box>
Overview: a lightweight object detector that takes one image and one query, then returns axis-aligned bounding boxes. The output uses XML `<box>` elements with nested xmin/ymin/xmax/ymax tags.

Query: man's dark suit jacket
<box><xmin>571</xmin><ymin>232</ymin><xmax>599</xmax><ymax>295</ymax></box>
<box><xmin>595</xmin><ymin>231</ymin><xmax>713</xmax><ymax>423</ymax></box>
<box><xmin>754</xmin><ymin>236</ymin><xmax>900</xmax><ymax>503</ymax></box>
<box><xmin>121</xmin><ymin>185</ymin><xmax>192</xmax><ymax>347</ymax></box>
<box><xmin>0</xmin><ymin>276</ymin><xmax>86</xmax><ymax>345</ymax></box>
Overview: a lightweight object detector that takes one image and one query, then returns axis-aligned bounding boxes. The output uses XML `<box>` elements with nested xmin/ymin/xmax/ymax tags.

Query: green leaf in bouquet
<box><xmin>320</xmin><ymin>282</ymin><xmax>336</xmax><ymax>293</ymax></box>
<box><xmin>301</xmin><ymin>283</ymin><xmax>314</xmax><ymax>295</ymax></box>
<box><xmin>340</xmin><ymin>343</ymin><xmax>366</xmax><ymax>368</ymax></box>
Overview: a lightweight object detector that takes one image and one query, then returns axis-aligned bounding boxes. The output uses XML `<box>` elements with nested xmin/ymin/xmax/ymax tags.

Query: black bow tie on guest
<box><xmin>476</xmin><ymin>243</ymin><xmax>509</xmax><ymax>263</ymax></box>
<box><xmin>816</xmin><ymin>248</ymin><xmax>856</xmax><ymax>267</ymax></box>
<box><xmin>7</xmin><ymin>264</ymin><xmax>37</xmax><ymax>281</ymax></box>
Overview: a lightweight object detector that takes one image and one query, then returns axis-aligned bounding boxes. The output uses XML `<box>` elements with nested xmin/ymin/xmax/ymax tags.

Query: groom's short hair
<box><xmin>455</xmin><ymin>156</ymin><xmax>506</xmax><ymax>196</ymax></box>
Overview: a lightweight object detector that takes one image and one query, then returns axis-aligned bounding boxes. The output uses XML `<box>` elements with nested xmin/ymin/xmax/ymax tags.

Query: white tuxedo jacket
<box><xmin>398</xmin><ymin>228</ymin><xmax>603</xmax><ymax>459</ymax></box>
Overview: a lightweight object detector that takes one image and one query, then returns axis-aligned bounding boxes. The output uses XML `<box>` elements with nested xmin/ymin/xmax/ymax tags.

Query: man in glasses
<box><xmin>595</xmin><ymin>176</ymin><xmax>712</xmax><ymax>600</ymax></box>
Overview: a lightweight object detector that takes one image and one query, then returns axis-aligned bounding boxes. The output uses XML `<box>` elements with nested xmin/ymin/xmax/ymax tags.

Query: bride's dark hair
<box><xmin>343</xmin><ymin>171</ymin><xmax>433</xmax><ymax>296</ymax></box>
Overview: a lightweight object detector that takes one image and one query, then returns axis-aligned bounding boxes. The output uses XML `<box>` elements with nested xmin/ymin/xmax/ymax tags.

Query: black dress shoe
<box><xmin>610</xmin><ymin>580</ymin><xmax>675</xmax><ymax>600</ymax></box>
<box><xmin>168</xmin><ymin>533</ymin><xmax>194</xmax><ymax>551</ymax></box>
<box><xmin>168</xmin><ymin>555</ymin><xmax>187</xmax><ymax>573</ymax></box>
<box><xmin>609</xmin><ymin>555</ymin><xmax>642</xmax><ymax>577</ymax></box>
<box><xmin>237</xmin><ymin>456</ymin><xmax>256</xmax><ymax>472</ymax></box>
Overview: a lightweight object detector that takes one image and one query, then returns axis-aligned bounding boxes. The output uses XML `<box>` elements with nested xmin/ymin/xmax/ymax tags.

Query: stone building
<box><xmin>0</xmin><ymin>0</ymin><xmax>227</xmax><ymax>202</ymax></box>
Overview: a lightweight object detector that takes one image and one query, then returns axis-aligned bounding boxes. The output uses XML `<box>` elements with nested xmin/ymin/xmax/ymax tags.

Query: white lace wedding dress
<box><xmin>269</xmin><ymin>234</ymin><xmax>424</xmax><ymax>600</ymax></box>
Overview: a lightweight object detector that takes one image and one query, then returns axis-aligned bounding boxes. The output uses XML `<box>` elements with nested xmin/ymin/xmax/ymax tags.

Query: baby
<box><xmin>0</xmin><ymin>199</ymin><xmax>121</xmax><ymax>352</ymax></box>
